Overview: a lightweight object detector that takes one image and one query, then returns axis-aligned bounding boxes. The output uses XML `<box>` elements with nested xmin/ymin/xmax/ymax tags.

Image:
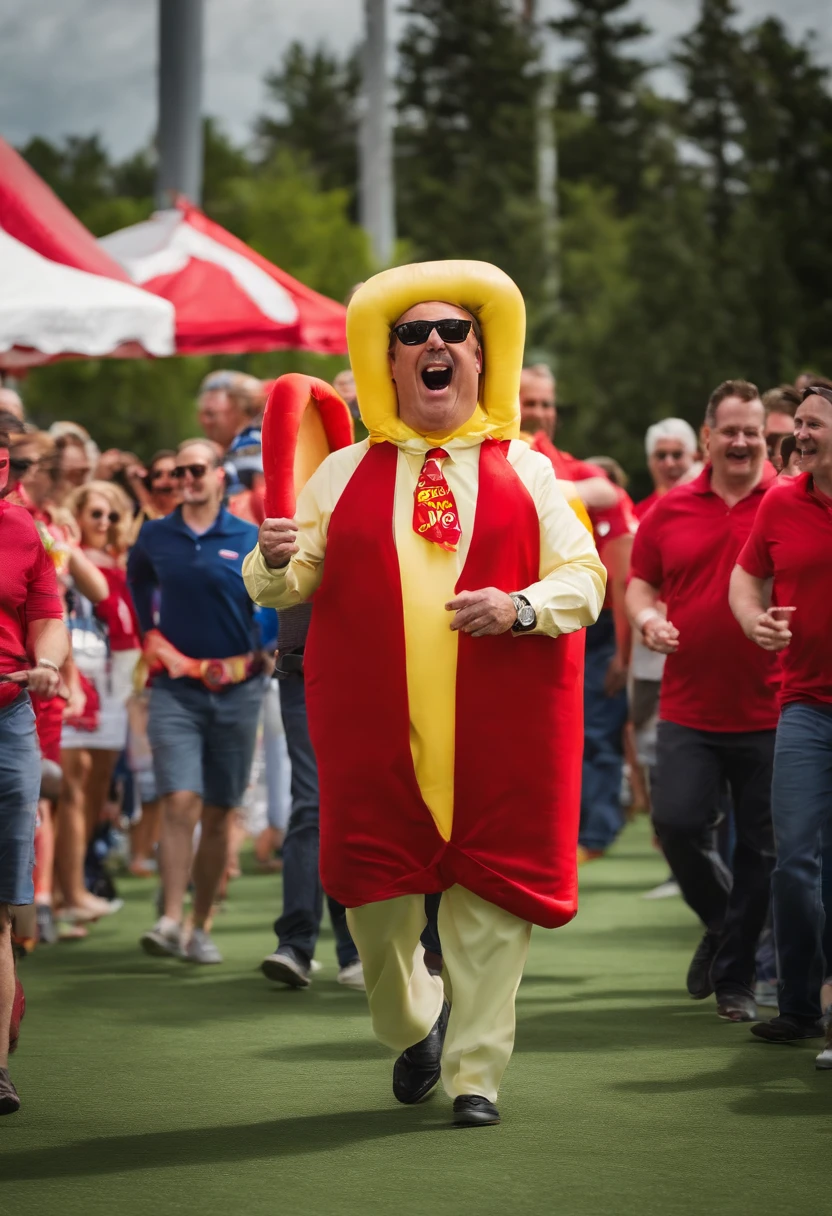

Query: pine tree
<box><xmin>549</xmin><ymin>0</ymin><xmax>653</xmax><ymax>211</ymax></box>
<box><xmin>256</xmin><ymin>43</ymin><xmax>361</xmax><ymax>198</ymax></box>
<box><xmin>395</xmin><ymin>0</ymin><xmax>543</xmax><ymax>309</ymax></box>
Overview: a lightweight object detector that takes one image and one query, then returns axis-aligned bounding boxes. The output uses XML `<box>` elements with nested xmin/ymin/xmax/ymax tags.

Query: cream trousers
<box><xmin>347</xmin><ymin>885</ymin><xmax>532</xmax><ymax>1103</ymax></box>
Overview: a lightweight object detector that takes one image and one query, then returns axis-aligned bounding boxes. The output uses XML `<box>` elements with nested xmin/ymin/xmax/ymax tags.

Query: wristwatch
<box><xmin>510</xmin><ymin>593</ymin><xmax>536</xmax><ymax>632</ymax></box>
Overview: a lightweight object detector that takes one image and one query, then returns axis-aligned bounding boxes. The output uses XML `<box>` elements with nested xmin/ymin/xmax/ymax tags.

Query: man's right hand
<box><xmin>642</xmin><ymin>616</ymin><xmax>680</xmax><ymax>655</ymax></box>
<box><xmin>258</xmin><ymin>517</ymin><xmax>299</xmax><ymax>569</ymax></box>
<box><xmin>747</xmin><ymin>611</ymin><xmax>792</xmax><ymax>652</ymax></box>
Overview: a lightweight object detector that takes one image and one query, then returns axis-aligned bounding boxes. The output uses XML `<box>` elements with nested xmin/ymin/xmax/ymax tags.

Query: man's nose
<box><xmin>424</xmin><ymin>328</ymin><xmax>446</xmax><ymax>351</ymax></box>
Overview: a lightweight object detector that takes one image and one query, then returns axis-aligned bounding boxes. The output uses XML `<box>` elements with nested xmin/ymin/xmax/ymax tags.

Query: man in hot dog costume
<box><xmin>243</xmin><ymin>261</ymin><xmax>605</xmax><ymax>1126</ymax></box>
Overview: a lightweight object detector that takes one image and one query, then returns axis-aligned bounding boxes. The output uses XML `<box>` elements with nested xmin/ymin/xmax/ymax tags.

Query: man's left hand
<box><xmin>446</xmin><ymin>588</ymin><xmax>517</xmax><ymax>637</ymax></box>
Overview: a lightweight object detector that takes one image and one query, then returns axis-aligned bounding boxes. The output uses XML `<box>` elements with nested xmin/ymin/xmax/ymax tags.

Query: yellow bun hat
<box><xmin>347</xmin><ymin>259</ymin><xmax>526</xmax><ymax>447</ymax></box>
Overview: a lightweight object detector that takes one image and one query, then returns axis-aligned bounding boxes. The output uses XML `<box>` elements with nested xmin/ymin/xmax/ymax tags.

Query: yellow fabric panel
<box><xmin>346</xmin><ymin>260</ymin><xmax>526</xmax><ymax>448</ymax></box>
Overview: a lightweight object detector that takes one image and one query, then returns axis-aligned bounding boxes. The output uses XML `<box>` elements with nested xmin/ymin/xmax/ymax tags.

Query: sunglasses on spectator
<box><xmin>391</xmin><ymin>319</ymin><xmax>473</xmax><ymax>346</ymax></box>
<box><xmin>89</xmin><ymin>509</ymin><xmax>121</xmax><ymax>523</ymax></box>
<box><xmin>10</xmin><ymin>457</ymin><xmax>35</xmax><ymax>473</ymax></box>
<box><xmin>173</xmin><ymin>463</ymin><xmax>209</xmax><ymax>479</ymax></box>
<box><xmin>653</xmin><ymin>450</ymin><xmax>686</xmax><ymax>461</ymax></box>
<box><xmin>150</xmin><ymin>468</ymin><xmax>174</xmax><ymax>482</ymax></box>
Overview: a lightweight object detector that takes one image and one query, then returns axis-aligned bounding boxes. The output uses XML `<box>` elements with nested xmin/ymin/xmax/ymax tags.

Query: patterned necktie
<box><xmin>412</xmin><ymin>447</ymin><xmax>462</xmax><ymax>553</ymax></box>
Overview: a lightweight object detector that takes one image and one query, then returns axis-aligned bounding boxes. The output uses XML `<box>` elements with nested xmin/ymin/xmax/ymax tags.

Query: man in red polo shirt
<box><xmin>518</xmin><ymin>365</ymin><xmax>617</xmax><ymax>510</ymax></box>
<box><xmin>0</xmin><ymin>427</ymin><xmax>67</xmax><ymax>1115</ymax></box>
<box><xmin>731</xmin><ymin>384</ymin><xmax>832</xmax><ymax>1051</ymax></box>
<box><xmin>626</xmin><ymin>380</ymin><xmax>778</xmax><ymax>1022</ymax></box>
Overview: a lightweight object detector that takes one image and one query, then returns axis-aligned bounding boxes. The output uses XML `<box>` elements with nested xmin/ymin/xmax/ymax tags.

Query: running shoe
<box><xmin>184</xmin><ymin>928</ymin><xmax>222</xmax><ymax>965</ymax></box>
<box><xmin>337</xmin><ymin>959</ymin><xmax>366</xmax><ymax>990</ymax></box>
<box><xmin>140</xmin><ymin>917</ymin><xmax>184</xmax><ymax>959</ymax></box>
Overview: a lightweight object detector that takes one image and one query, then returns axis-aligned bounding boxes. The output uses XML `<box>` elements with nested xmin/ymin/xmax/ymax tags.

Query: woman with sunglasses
<box><xmin>56</xmin><ymin>481</ymin><xmax>141</xmax><ymax>923</ymax></box>
<box><xmin>127</xmin><ymin>451</ymin><xmax>181</xmax><ymax>544</ymax></box>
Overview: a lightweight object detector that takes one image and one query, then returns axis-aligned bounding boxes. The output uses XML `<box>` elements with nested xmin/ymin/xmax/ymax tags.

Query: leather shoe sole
<box><xmin>392</xmin><ymin>999</ymin><xmax>449</xmax><ymax>1105</ymax></box>
<box><xmin>716</xmin><ymin>996</ymin><xmax>757</xmax><ymax>1023</ymax></box>
<box><xmin>453</xmin><ymin>1095</ymin><xmax>501</xmax><ymax>1127</ymax></box>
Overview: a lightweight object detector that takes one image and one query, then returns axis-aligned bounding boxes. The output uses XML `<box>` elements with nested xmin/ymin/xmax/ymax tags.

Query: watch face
<box><xmin>518</xmin><ymin>603</ymin><xmax>535</xmax><ymax>627</ymax></box>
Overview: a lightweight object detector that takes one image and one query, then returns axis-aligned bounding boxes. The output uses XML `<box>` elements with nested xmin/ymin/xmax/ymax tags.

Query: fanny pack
<box><xmin>143</xmin><ymin>629</ymin><xmax>258</xmax><ymax>691</ymax></box>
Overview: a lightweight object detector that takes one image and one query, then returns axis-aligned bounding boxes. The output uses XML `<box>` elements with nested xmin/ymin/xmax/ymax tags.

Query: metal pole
<box><xmin>157</xmin><ymin>0</ymin><xmax>204</xmax><ymax>208</ymax></box>
<box><xmin>359</xmin><ymin>0</ymin><xmax>396</xmax><ymax>265</ymax></box>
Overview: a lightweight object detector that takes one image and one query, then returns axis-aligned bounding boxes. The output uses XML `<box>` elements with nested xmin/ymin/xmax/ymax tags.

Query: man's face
<box><xmin>0</xmin><ymin>447</ymin><xmax>9</xmax><ymax>496</ymax></box>
<box><xmin>795</xmin><ymin>394</ymin><xmax>832</xmax><ymax>480</ymax></box>
<box><xmin>519</xmin><ymin>371</ymin><xmax>556</xmax><ymax>440</ymax></box>
<box><xmin>198</xmin><ymin>390</ymin><xmax>243</xmax><ymax>450</ymax></box>
<box><xmin>60</xmin><ymin>443</ymin><xmax>92</xmax><ymax>488</ymax></box>
<box><xmin>175</xmin><ymin>443</ymin><xmax>224</xmax><ymax>507</ymax></box>
<box><xmin>388</xmin><ymin>301</ymin><xmax>482</xmax><ymax>436</ymax></box>
<box><xmin>12</xmin><ymin>441</ymin><xmax>53</xmax><ymax>504</ymax></box>
<box><xmin>647</xmin><ymin>438</ymin><xmax>695</xmax><ymax>492</ymax></box>
<box><xmin>705</xmin><ymin>396</ymin><xmax>766</xmax><ymax>483</ymax></box>
<box><xmin>765</xmin><ymin>410</ymin><xmax>794</xmax><ymax>460</ymax></box>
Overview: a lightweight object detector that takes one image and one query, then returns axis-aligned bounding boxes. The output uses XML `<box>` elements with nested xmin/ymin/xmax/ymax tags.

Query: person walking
<box><xmin>128</xmin><ymin>440</ymin><xmax>263</xmax><ymax>965</ymax></box>
<box><xmin>627</xmin><ymin>381</ymin><xmax>778</xmax><ymax>1022</ymax></box>
<box><xmin>0</xmin><ymin>427</ymin><xmax>68</xmax><ymax>1114</ymax></box>
<box><xmin>731</xmin><ymin>384</ymin><xmax>832</xmax><ymax>1051</ymax></box>
<box><xmin>245</xmin><ymin>261</ymin><xmax>605</xmax><ymax>1126</ymax></box>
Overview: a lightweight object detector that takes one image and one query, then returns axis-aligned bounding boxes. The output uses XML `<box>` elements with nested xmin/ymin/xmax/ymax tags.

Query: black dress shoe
<box><xmin>453</xmin><ymin>1095</ymin><xmax>501</xmax><ymax>1127</ymax></box>
<box><xmin>392</xmin><ymin>999</ymin><xmax>450</xmax><ymax>1104</ymax></box>
<box><xmin>687</xmin><ymin>932</ymin><xmax>719</xmax><ymax>1000</ymax></box>
<box><xmin>0</xmin><ymin>1068</ymin><xmax>20</xmax><ymax>1116</ymax></box>
<box><xmin>716</xmin><ymin>993</ymin><xmax>757</xmax><ymax>1022</ymax></box>
<box><xmin>750</xmin><ymin>1015</ymin><xmax>823</xmax><ymax>1043</ymax></box>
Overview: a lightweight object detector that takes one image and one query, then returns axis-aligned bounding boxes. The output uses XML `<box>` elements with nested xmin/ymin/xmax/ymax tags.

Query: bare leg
<box><xmin>192</xmin><ymin>804</ymin><xmax>231</xmax><ymax>929</ymax></box>
<box><xmin>130</xmin><ymin>799</ymin><xmax>161</xmax><ymax>872</ymax></box>
<box><xmin>0</xmin><ymin>907</ymin><xmax>13</xmax><ymax>1069</ymax></box>
<box><xmin>34</xmin><ymin>799</ymin><xmax>55</xmax><ymax>904</ymax></box>
<box><xmin>55</xmin><ymin>749</ymin><xmax>92</xmax><ymax>908</ymax></box>
<box><xmin>83</xmin><ymin>749</ymin><xmax>120</xmax><ymax>842</ymax></box>
<box><xmin>159</xmin><ymin>790</ymin><xmax>202</xmax><ymax>923</ymax></box>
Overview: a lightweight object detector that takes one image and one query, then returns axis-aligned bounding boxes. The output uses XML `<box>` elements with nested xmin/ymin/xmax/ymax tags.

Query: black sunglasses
<box><xmin>90</xmin><ymin>509</ymin><xmax>121</xmax><ymax>524</ymax></box>
<box><xmin>150</xmin><ymin>467</ymin><xmax>174</xmax><ymax>482</ymax></box>
<box><xmin>10</xmin><ymin>457</ymin><xmax>35</xmax><ymax>473</ymax></box>
<box><xmin>173</xmin><ymin>463</ymin><xmax>208</xmax><ymax>479</ymax></box>
<box><xmin>801</xmin><ymin>385</ymin><xmax>832</xmax><ymax>405</ymax></box>
<box><xmin>391</xmin><ymin>318</ymin><xmax>473</xmax><ymax>346</ymax></box>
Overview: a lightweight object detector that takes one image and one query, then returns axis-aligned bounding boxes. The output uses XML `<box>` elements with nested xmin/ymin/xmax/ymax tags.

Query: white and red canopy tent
<box><xmin>99</xmin><ymin>199</ymin><xmax>349</xmax><ymax>357</ymax></box>
<box><xmin>0</xmin><ymin>137</ymin><xmax>175</xmax><ymax>368</ymax></box>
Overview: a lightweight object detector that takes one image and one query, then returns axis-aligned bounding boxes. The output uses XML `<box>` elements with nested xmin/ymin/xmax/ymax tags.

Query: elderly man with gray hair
<box><xmin>636</xmin><ymin>418</ymin><xmax>700</xmax><ymax>520</ymax></box>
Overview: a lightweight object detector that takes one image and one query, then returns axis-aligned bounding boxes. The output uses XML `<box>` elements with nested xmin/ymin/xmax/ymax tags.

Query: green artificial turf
<box><xmin>1</xmin><ymin>818</ymin><xmax>827</xmax><ymax>1215</ymax></box>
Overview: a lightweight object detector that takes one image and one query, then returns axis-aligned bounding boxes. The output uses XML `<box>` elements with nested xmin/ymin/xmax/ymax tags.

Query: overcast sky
<box><xmin>1</xmin><ymin>0</ymin><xmax>829</xmax><ymax>158</ymax></box>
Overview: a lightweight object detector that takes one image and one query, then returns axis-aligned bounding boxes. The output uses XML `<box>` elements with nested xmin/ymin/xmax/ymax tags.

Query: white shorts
<box><xmin>61</xmin><ymin>648</ymin><xmax>139</xmax><ymax>752</ymax></box>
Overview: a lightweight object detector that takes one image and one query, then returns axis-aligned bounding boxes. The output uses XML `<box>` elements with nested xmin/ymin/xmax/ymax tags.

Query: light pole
<box><xmin>157</xmin><ymin>0</ymin><xmax>204</xmax><ymax>208</ymax></box>
<box><xmin>359</xmin><ymin>0</ymin><xmax>396</xmax><ymax>266</ymax></box>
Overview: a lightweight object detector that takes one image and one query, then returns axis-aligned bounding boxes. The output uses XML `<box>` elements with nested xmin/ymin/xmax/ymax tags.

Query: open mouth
<box><xmin>726</xmin><ymin>451</ymin><xmax>750</xmax><ymax>461</ymax></box>
<box><xmin>421</xmin><ymin>365</ymin><xmax>453</xmax><ymax>392</ymax></box>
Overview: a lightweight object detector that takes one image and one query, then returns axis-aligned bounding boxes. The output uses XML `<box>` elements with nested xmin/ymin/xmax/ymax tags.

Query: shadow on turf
<box><xmin>0</xmin><ymin>1107</ymin><xmax>445</xmax><ymax>1181</ymax></box>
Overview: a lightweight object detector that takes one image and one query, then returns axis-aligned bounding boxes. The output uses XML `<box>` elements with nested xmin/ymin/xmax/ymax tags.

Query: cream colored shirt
<box><xmin>243</xmin><ymin>437</ymin><xmax>605</xmax><ymax>839</ymax></box>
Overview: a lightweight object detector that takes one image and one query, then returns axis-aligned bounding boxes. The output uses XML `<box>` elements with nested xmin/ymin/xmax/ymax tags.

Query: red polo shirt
<box><xmin>634</xmin><ymin>489</ymin><xmax>660</xmax><ymax>520</ymax></box>
<box><xmin>594</xmin><ymin>490</ymin><xmax>639</xmax><ymax>609</ymax></box>
<box><xmin>0</xmin><ymin>502</ymin><xmax>64</xmax><ymax>710</ymax></box>
<box><xmin>630</xmin><ymin>466</ymin><xmax>779</xmax><ymax>732</ymax></box>
<box><xmin>529</xmin><ymin>432</ymin><xmax>605</xmax><ymax>483</ymax></box>
<box><xmin>737</xmin><ymin>472</ymin><xmax>832</xmax><ymax>708</ymax></box>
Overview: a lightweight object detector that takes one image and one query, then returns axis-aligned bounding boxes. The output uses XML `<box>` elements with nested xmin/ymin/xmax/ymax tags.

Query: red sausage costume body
<box><xmin>245</xmin><ymin>261</ymin><xmax>605</xmax><ymax>1119</ymax></box>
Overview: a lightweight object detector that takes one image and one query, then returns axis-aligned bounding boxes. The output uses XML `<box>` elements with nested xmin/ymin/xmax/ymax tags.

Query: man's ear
<box><xmin>475</xmin><ymin>345</ymin><xmax>483</xmax><ymax>375</ymax></box>
<box><xmin>388</xmin><ymin>348</ymin><xmax>397</xmax><ymax>382</ymax></box>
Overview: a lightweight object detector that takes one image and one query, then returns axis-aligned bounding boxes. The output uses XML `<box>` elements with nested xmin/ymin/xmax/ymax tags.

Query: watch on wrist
<box><xmin>510</xmin><ymin>593</ymin><xmax>536</xmax><ymax>632</ymax></box>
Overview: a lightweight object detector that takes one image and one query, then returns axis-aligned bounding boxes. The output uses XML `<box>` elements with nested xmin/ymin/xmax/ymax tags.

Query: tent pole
<box><xmin>157</xmin><ymin>0</ymin><xmax>204</xmax><ymax>208</ymax></box>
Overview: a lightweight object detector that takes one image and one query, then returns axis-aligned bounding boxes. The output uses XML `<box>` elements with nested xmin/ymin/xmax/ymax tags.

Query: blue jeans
<box><xmin>580</xmin><ymin>613</ymin><xmax>628</xmax><ymax>851</ymax></box>
<box><xmin>274</xmin><ymin>672</ymin><xmax>357</xmax><ymax>968</ymax></box>
<box><xmin>771</xmin><ymin>703</ymin><xmax>832</xmax><ymax>1020</ymax></box>
<box><xmin>0</xmin><ymin>694</ymin><xmax>40</xmax><ymax>906</ymax></box>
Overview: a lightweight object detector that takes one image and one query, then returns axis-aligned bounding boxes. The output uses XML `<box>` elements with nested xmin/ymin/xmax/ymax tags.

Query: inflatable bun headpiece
<box><xmin>347</xmin><ymin>260</ymin><xmax>526</xmax><ymax>446</ymax></box>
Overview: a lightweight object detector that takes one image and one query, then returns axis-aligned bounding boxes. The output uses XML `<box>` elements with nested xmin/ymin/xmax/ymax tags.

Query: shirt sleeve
<box><xmin>736</xmin><ymin>497</ymin><xmax>775</xmax><ymax>579</ymax></box>
<box><xmin>242</xmin><ymin>453</ymin><xmax>341</xmax><ymax>609</ymax></box>
<box><xmin>26</xmin><ymin>540</ymin><xmax>63</xmax><ymax>622</ymax></box>
<box><xmin>126</xmin><ymin>525</ymin><xmax>159</xmax><ymax>634</ymax></box>
<box><xmin>629</xmin><ymin>501</ymin><xmax>664</xmax><ymax>588</ymax></box>
<box><xmin>514</xmin><ymin>452</ymin><xmax>607</xmax><ymax>638</ymax></box>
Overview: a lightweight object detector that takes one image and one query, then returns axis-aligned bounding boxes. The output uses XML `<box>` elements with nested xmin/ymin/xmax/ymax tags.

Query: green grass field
<box><xmin>1</xmin><ymin>819</ymin><xmax>827</xmax><ymax>1215</ymax></box>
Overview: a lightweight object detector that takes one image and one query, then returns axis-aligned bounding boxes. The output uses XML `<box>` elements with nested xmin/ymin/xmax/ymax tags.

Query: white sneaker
<box><xmin>140</xmin><ymin>917</ymin><xmax>184</xmax><ymax>958</ymax></box>
<box><xmin>337</xmin><ymin>959</ymin><xmax>366</xmax><ymax>991</ymax></box>
<box><xmin>642</xmin><ymin>880</ymin><xmax>680</xmax><ymax>901</ymax></box>
<box><xmin>185</xmin><ymin>928</ymin><xmax>222</xmax><ymax>965</ymax></box>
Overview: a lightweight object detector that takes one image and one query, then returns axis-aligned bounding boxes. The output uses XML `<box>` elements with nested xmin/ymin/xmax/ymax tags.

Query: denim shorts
<box><xmin>0</xmin><ymin>694</ymin><xmax>41</xmax><ymax>906</ymax></box>
<box><xmin>147</xmin><ymin>675</ymin><xmax>264</xmax><ymax>809</ymax></box>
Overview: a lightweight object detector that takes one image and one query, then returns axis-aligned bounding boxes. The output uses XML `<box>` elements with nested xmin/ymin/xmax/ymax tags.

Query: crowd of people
<box><xmin>1</xmin><ymin>318</ymin><xmax>831</xmax><ymax>1120</ymax></box>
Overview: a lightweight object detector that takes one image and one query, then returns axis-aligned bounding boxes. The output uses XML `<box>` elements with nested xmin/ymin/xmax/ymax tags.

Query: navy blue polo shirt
<box><xmin>127</xmin><ymin>506</ymin><xmax>260</xmax><ymax>660</ymax></box>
